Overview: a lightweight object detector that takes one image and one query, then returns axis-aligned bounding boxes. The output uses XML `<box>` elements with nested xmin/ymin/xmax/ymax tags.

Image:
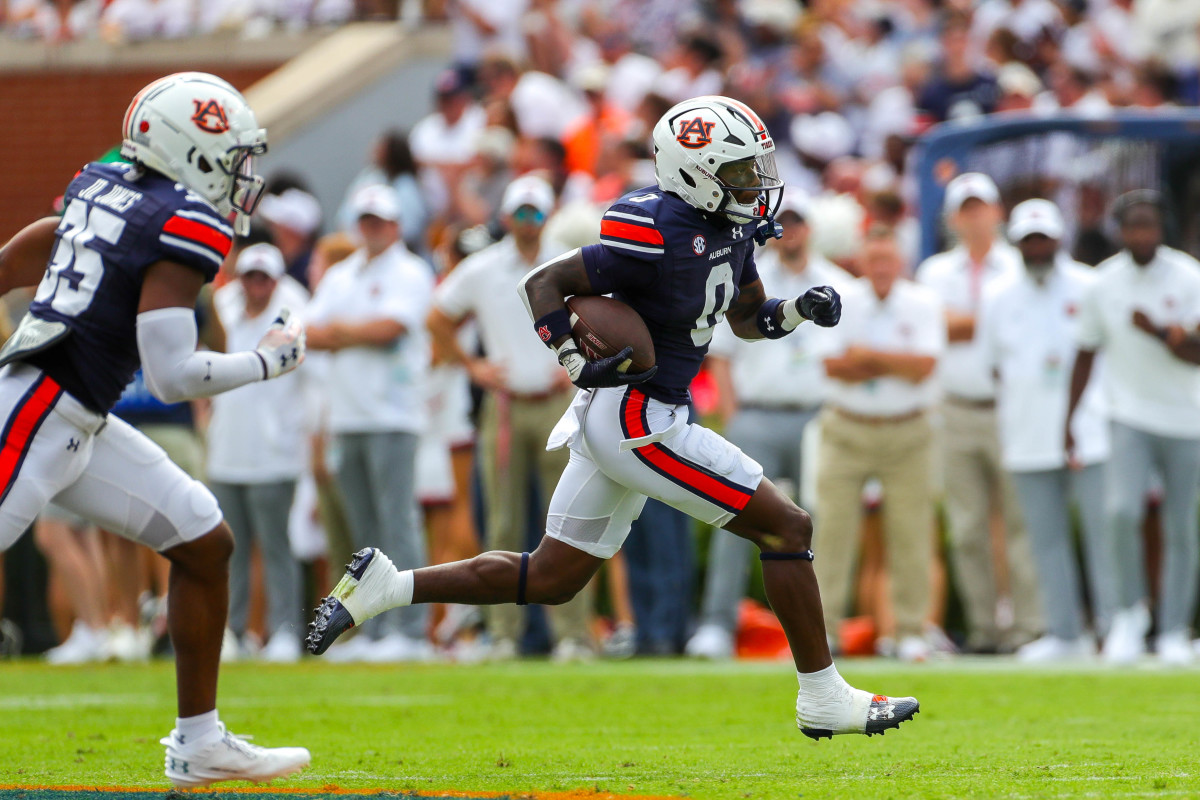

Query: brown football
<box><xmin>565</xmin><ymin>295</ymin><xmax>656</xmax><ymax>374</ymax></box>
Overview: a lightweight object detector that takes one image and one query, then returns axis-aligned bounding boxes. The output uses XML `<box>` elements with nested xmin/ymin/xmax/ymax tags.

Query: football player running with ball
<box><xmin>0</xmin><ymin>73</ymin><xmax>309</xmax><ymax>785</ymax></box>
<box><xmin>309</xmin><ymin>96</ymin><xmax>919</xmax><ymax>739</ymax></box>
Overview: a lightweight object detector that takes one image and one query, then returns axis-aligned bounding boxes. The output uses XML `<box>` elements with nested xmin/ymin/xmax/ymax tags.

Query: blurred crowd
<box><xmin>6</xmin><ymin>0</ymin><xmax>1200</xmax><ymax>667</ymax></box>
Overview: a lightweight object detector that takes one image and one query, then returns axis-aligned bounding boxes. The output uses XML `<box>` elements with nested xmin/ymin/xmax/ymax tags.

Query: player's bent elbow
<box><xmin>764</xmin><ymin>505</ymin><xmax>813</xmax><ymax>553</ymax></box>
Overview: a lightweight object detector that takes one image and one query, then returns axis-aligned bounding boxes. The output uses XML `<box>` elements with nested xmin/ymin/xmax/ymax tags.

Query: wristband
<box><xmin>755</xmin><ymin>298</ymin><xmax>789</xmax><ymax>339</ymax></box>
<box><xmin>780</xmin><ymin>298</ymin><xmax>807</xmax><ymax>331</ymax></box>
<box><xmin>534</xmin><ymin>308</ymin><xmax>573</xmax><ymax>348</ymax></box>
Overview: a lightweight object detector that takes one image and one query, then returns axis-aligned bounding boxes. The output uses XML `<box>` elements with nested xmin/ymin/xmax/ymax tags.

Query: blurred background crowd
<box><xmin>4</xmin><ymin>0</ymin><xmax>1200</xmax><ymax>669</ymax></box>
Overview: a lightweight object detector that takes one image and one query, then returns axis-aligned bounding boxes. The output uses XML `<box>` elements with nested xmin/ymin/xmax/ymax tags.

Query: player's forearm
<box><xmin>427</xmin><ymin>307</ymin><xmax>471</xmax><ymax>366</ymax></box>
<box><xmin>337</xmin><ymin>318</ymin><xmax>406</xmax><ymax>348</ymax></box>
<box><xmin>0</xmin><ymin>217</ymin><xmax>59</xmax><ymax>296</ymax></box>
<box><xmin>517</xmin><ymin>248</ymin><xmax>593</xmax><ymax>347</ymax></box>
<box><xmin>868</xmin><ymin>350</ymin><xmax>936</xmax><ymax>382</ymax></box>
<box><xmin>137</xmin><ymin>307</ymin><xmax>264</xmax><ymax>403</ymax></box>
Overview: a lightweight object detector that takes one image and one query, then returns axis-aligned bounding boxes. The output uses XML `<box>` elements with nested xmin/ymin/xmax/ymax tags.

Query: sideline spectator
<box><xmin>306</xmin><ymin>184</ymin><xmax>435</xmax><ymax>662</ymax></box>
<box><xmin>916</xmin><ymin>172</ymin><xmax>1041</xmax><ymax>654</ymax></box>
<box><xmin>981</xmin><ymin>199</ymin><xmax>1116</xmax><ymax>662</ymax></box>
<box><xmin>1068</xmin><ymin>191</ymin><xmax>1200</xmax><ymax>666</ymax></box>
<box><xmin>815</xmin><ymin>225</ymin><xmax>945</xmax><ymax>662</ymax></box>
<box><xmin>260</xmin><ymin>189</ymin><xmax>322</xmax><ymax>290</ymax></box>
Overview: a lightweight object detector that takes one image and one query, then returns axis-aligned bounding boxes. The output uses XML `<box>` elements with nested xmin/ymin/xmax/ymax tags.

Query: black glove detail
<box><xmin>563</xmin><ymin>346</ymin><xmax>658</xmax><ymax>389</ymax></box>
<box><xmin>799</xmin><ymin>286</ymin><xmax>841</xmax><ymax>327</ymax></box>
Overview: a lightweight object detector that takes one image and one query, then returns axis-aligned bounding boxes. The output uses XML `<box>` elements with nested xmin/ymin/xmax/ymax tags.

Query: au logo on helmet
<box><xmin>191</xmin><ymin>99</ymin><xmax>230</xmax><ymax>134</ymax></box>
<box><xmin>676</xmin><ymin>117</ymin><xmax>716</xmax><ymax>150</ymax></box>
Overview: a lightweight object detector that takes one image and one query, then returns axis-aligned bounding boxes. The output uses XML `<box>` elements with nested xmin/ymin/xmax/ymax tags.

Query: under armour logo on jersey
<box><xmin>676</xmin><ymin>117</ymin><xmax>716</xmax><ymax>150</ymax></box>
<box><xmin>191</xmin><ymin>99</ymin><xmax>230</xmax><ymax>134</ymax></box>
<box><xmin>204</xmin><ymin>360</ymin><xmax>213</xmax><ymax>382</ymax></box>
<box><xmin>731</xmin><ymin>226</ymin><xmax>744</xmax><ymax>239</ymax></box>
<box><xmin>66</xmin><ymin>438</ymin><xmax>79</xmax><ymax>452</ymax></box>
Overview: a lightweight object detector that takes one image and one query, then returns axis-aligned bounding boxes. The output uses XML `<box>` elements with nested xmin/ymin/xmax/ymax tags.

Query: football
<box><xmin>565</xmin><ymin>295</ymin><xmax>656</xmax><ymax>374</ymax></box>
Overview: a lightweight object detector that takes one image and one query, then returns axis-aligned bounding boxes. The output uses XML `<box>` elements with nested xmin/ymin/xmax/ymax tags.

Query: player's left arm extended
<box><xmin>724</xmin><ymin>278</ymin><xmax>842</xmax><ymax>340</ymax></box>
<box><xmin>0</xmin><ymin>217</ymin><xmax>60</xmax><ymax>296</ymax></box>
<box><xmin>137</xmin><ymin>260</ymin><xmax>305</xmax><ymax>403</ymax></box>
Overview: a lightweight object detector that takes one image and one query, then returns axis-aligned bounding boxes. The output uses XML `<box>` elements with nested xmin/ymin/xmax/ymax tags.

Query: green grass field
<box><xmin>0</xmin><ymin>658</ymin><xmax>1196</xmax><ymax>799</ymax></box>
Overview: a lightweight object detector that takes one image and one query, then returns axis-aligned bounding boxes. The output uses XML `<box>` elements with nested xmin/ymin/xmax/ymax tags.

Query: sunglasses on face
<box><xmin>512</xmin><ymin>206</ymin><xmax>547</xmax><ymax>224</ymax></box>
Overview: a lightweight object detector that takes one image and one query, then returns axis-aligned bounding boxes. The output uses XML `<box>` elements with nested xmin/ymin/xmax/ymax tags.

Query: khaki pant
<box><xmin>814</xmin><ymin>409</ymin><xmax>935</xmax><ymax>640</ymax></box>
<box><xmin>941</xmin><ymin>401</ymin><xmax>1041</xmax><ymax>649</ymax></box>
<box><xmin>479</xmin><ymin>390</ymin><xmax>593</xmax><ymax>646</ymax></box>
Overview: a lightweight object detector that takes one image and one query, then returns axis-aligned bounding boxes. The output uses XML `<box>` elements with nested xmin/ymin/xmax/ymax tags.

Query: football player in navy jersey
<box><xmin>309</xmin><ymin>97</ymin><xmax>919</xmax><ymax>739</ymax></box>
<box><xmin>0</xmin><ymin>73</ymin><xmax>310</xmax><ymax>786</ymax></box>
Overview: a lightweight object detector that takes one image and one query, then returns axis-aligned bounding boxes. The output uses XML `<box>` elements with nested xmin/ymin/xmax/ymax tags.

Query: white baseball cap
<box><xmin>501</xmin><ymin>174</ymin><xmax>556</xmax><ymax>217</ymax></box>
<box><xmin>943</xmin><ymin>172</ymin><xmax>1001</xmax><ymax>213</ymax></box>
<box><xmin>776</xmin><ymin>188</ymin><xmax>810</xmax><ymax>221</ymax></box>
<box><xmin>235</xmin><ymin>243</ymin><xmax>286</xmax><ymax>279</ymax></box>
<box><xmin>259</xmin><ymin>189</ymin><xmax>322</xmax><ymax>236</ymax></box>
<box><xmin>1008</xmin><ymin>198</ymin><xmax>1065</xmax><ymax>241</ymax></box>
<box><xmin>352</xmin><ymin>183</ymin><xmax>402</xmax><ymax>222</ymax></box>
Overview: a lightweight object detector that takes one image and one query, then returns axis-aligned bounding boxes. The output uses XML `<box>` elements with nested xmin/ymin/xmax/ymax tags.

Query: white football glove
<box><xmin>256</xmin><ymin>308</ymin><xmax>306</xmax><ymax>379</ymax></box>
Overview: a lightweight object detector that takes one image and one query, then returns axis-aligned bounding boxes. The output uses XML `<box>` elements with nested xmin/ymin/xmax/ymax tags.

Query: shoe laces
<box><xmin>216</xmin><ymin>724</ymin><xmax>261</xmax><ymax>758</ymax></box>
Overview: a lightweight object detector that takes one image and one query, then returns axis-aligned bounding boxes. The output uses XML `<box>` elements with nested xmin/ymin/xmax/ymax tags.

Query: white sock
<box><xmin>175</xmin><ymin>709</ymin><xmax>220</xmax><ymax>746</ymax></box>
<box><xmin>797</xmin><ymin>663</ymin><xmax>847</xmax><ymax>699</ymax></box>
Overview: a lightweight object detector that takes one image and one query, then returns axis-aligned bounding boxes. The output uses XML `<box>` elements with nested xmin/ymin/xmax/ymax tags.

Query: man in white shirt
<box><xmin>305</xmin><ymin>184</ymin><xmax>435</xmax><ymax>662</ymax></box>
<box><xmin>916</xmin><ymin>172</ymin><xmax>1041</xmax><ymax>653</ymax></box>
<box><xmin>686</xmin><ymin>190</ymin><xmax>852</xmax><ymax>659</ymax></box>
<box><xmin>981</xmin><ymin>200</ymin><xmax>1117</xmax><ymax>663</ymax></box>
<box><xmin>1068</xmin><ymin>191</ymin><xmax>1200</xmax><ymax>665</ymax></box>
<box><xmin>409</xmin><ymin>70</ymin><xmax>487</xmax><ymax>217</ymax></box>
<box><xmin>209</xmin><ymin>244</ymin><xmax>312</xmax><ymax>663</ymax></box>
<box><xmin>815</xmin><ymin>225</ymin><xmax>945</xmax><ymax>662</ymax></box>
<box><xmin>427</xmin><ymin>176</ymin><xmax>593</xmax><ymax>661</ymax></box>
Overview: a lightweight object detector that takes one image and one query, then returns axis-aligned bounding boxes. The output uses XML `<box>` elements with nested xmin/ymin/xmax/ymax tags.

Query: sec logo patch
<box><xmin>692</xmin><ymin>235</ymin><xmax>707</xmax><ymax>255</ymax></box>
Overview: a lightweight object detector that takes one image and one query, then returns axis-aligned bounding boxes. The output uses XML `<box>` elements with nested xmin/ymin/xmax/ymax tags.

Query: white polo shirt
<box><xmin>306</xmin><ymin>243</ymin><xmax>434</xmax><ymax>435</ymax></box>
<box><xmin>916</xmin><ymin>240</ymin><xmax>1022</xmax><ymax>400</ymax></box>
<box><xmin>207</xmin><ymin>278</ymin><xmax>312</xmax><ymax>483</ymax></box>
<box><xmin>981</xmin><ymin>255</ymin><xmax>1109</xmax><ymax>471</ymax></box>
<box><xmin>1076</xmin><ymin>246</ymin><xmax>1200</xmax><ymax>438</ymax></box>
<box><xmin>434</xmin><ymin>235</ymin><xmax>568</xmax><ymax>396</ymax></box>
<box><xmin>823</xmin><ymin>277</ymin><xmax>946</xmax><ymax>416</ymax></box>
<box><xmin>708</xmin><ymin>251</ymin><xmax>853</xmax><ymax>408</ymax></box>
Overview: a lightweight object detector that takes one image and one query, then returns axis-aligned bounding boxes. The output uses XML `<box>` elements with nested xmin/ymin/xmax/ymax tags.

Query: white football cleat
<box><xmin>796</xmin><ymin>682</ymin><xmax>919</xmax><ymax>740</ymax></box>
<box><xmin>1102</xmin><ymin>604</ymin><xmax>1149</xmax><ymax>665</ymax></box>
<box><xmin>1156</xmin><ymin>630</ymin><xmax>1194</xmax><ymax>666</ymax></box>
<box><xmin>307</xmin><ymin>548</ymin><xmax>400</xmax><ymax>655</ymax></box>
<box><xmin>684</xmin><ymin>623</ymin><xmax>735</xmax><ymax>660</ymax></box>
<box><xmin>46</xmin><ymin>623</ymin><xmax>108</xmax><ymax>665</ymax></box>
<box><xmin>1016</xmin><ymin>634</ymin><xmax>1095</xmax><ymax>663</ymax></box>
<box><xmin>161</xmin><ymin>723</ymin><xmax>310</xmax><ymax>788</ymax></box>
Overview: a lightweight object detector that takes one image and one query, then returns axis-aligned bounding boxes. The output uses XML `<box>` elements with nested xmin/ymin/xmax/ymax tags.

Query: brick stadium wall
<box><xmin>0</xmin><ymin>65</ymin><xmax>277</xmax><ymax>240</ymax></box>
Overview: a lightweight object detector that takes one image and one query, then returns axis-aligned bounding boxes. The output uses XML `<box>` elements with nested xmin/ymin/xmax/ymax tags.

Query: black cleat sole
<box><xmin>306</xmin><ymin>596</ymin><xmax>356</xmax><ymax>655</ymax></box>
<box><xmin>801</xmin><ymin>700</ymin><xmax>920</xmax><ymax>741</ymax></box>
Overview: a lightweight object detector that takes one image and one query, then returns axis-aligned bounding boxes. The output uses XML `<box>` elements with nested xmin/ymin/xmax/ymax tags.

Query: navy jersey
<box><xmin>24</xmin><ymin>161</ymin><xmax>232</xmax><ymax>412</ymax></box>
<box><xmin>581</xmin><ymin>187</ymin><xmax>760</xmax><ymax>405</ymax></box>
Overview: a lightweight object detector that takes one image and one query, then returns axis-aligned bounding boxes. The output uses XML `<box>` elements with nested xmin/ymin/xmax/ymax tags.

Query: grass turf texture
<box><xmin>0</xmin><ymin>659</ymin><xmax>1195</xmax><ymax>799</ymax></box>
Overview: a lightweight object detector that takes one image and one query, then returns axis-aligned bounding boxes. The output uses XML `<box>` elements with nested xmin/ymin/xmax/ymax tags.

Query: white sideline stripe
<box><xmin>174</xmin><ymin>208</ymin><xmax>233</xmax><ymax>235</ymax></box>
<box><xmin>604</xmin><ymin>211</ymin><xmax>655</xmax><ymax>224</ymax></box>
<box><xmin>160</xmin><ymin>234</ymin><xmax>223</xmax><ymax>265</ymax></box>
<box><xmin>600</xmin><ymin>238</ymin><xmax>664</xmax><ymax>255</ymax></box>
<box><xmin>0</xmin><ymin>692</ymin><xmax>451</xmax><ymax>709</ymax></box>
<box><xmin>0</xmin><ymin>693</ymin><xmax>157</xmax><ymax>709</ymax></box>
